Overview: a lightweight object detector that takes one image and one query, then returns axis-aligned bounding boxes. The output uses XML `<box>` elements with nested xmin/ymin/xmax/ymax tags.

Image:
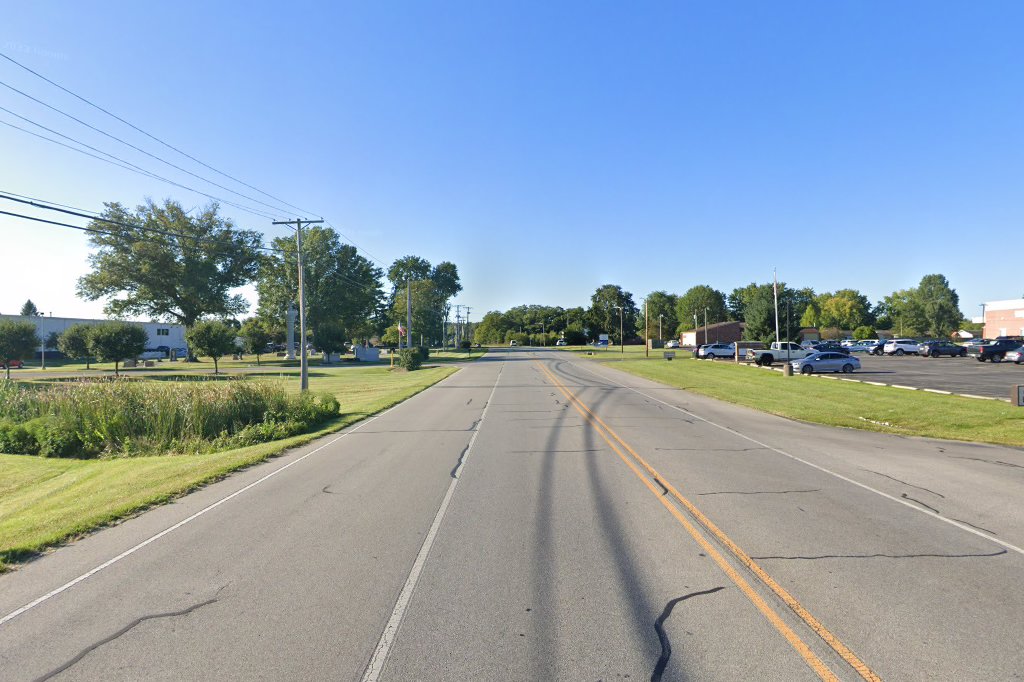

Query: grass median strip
<box><xmin>563</xmin><ymin>348</ymin><xmax>1024</xmax><ymax>448</ymax></box>
<box><xmin>0</xmin><ymin>365</ymin><xmax>456</xmax><ymax>571</ymax></box>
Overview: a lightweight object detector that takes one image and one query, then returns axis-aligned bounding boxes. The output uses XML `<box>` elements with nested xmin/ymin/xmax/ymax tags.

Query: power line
<box><xmin>0</xmin><ymin>112</ymin><xmax>280</xmax><ymax>221</ymax></box>
<box><xmin>0</xmin><ymin>192</ymin><xmax>279</xmax><ymax>253</ymax></box>
<box><xmin>0</xmin><ymin>49</ymin><xmax>318</xmax><ymax>217</ymax></box>
<box><xmin>0</xmin><ymin>192</ymin><xmax>383</xmax><ymax>293</ymax></box>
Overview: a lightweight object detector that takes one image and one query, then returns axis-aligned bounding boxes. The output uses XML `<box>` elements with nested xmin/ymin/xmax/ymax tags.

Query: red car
<box><xmin>1</xmin><ymin>359</ymin><xmax>25</xmax><ymax>369</ymax></box>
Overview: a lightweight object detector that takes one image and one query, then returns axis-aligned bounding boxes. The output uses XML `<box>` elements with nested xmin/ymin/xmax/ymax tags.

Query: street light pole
<box><xmin>659</xmin><ymin>314</ymin><xmax>664</xmax><ymax>341</ymax></box>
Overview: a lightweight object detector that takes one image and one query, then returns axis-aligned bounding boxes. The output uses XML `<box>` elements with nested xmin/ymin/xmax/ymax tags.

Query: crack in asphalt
<box><xmin>752</xmin><ymin>549</ymin><xmax>1007</xmax><ymax>560</ymax></box>
<box><xmin>862</xmin><ymin>469</ymin><xmax>946</xmax><ymax>498</ymax></box>
<box><xmin>34</xmin><ymin>586</ymin><xmax>227</xmax><ymax>681</ymax></box>
<box><xmin>450</xmin><ymin>443</ymin><xmax>471</xmax><ymax>479</ymax></box>
<box><xmin>322</xmin><ymin>485</ymin><xmax>338</xmax><ymax>494</ymax></box>
<box><xmin>466</xmin><ymin>418</ymin><xmax>481</xmax><ymax>432</ymax></box>
<box><xmin>651</xmin><ymin>587</ymin><xmax>726</xmax><ymax>681</ymax></box>
<box><xmin>696</xmin><ymin>488</ymin><xmax>822</xmax><ymax>496</ymax></box>
<box><xmin>901</xmin><ymin>493</ymin><xmax>940</xmax><ymax>514</ymax></box>
<box><xmin>949</xmin><ymin>455</ymin><xmax>1024</xmax><ymax>470</ymax></box>
<box><xmin>950</xmin><ymin>518</ymin><xmax>998</xmax><ymax>535</ymax></box>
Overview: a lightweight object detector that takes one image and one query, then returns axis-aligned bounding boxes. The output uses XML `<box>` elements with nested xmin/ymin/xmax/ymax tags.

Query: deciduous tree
<box><xmin>186</xmin><ymin>320</ymin><xmax>238</xmax><ymax>375</ymax></box>
<box><xmin>58</xmin><ymin>323</ymin><xmax>94</xmax><ymax>369</ymax></box>
<box><xmin>77</xmin><ymin>200</ymin><xmax>262</xmax><ymax>328</ymax></box>
<box><xmin>676</xmin><ymin>286</ymin><xmax>727</xmax><ymax>331</ymax></box>
<box><xmin>239</xmin><ymin>318</ymin><xmax>272</xmax><ymax>366</ymax></box>
<box><xmin>0</xmin><ymin>320</ymin><xmax>39</xmax><ymax>379</ymax></box>
<box><xmin>87</xmin><ymin>322</ymin><xmax>147</xmax><ymax>377</ymax></box>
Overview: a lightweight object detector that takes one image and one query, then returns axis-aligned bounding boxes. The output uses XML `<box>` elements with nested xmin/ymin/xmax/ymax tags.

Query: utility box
<box><xmin>1015</xmin><ymin>385</ymin><xmax>1024</xmax><ymax>407</ymax></box>
<box><xmin>663</xmin><ymin>351</ymin><xmax>675</xmax><ymax>361</ymax></box>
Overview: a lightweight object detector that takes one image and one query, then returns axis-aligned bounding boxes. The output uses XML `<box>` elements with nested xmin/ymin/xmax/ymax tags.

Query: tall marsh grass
<box><xmin>0</xmin><ymin>379</ymin><xmax>339</xmax><ymax>458</ymax></box>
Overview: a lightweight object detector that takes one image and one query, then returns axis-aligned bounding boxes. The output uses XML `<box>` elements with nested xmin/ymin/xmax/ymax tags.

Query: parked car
<box><xmin>917</xmin><ymin>341</ymin><xmax>966</xmax><ymax>357</ymax></box>
<box><xmin>139</xmin><ymin>348</ymin><xmax>168</xmax><ymax>360</ymax></box>
<box><xmin>884</xmin><ymin>339</ymin><xmax>919</xmax><ymax>356</ymax></box>
<box><xmin>555</xmin><ymin>339</ymin><xmax>567</xmax><ymax>346</ymax></box>
<box><xmin>1</xmin><ymin>359</ymin><xmax>25</xmax><ymax>369</ymax></box>
<box><xmin>847</xmin><ymin>340</ymin><xmax>879</xmax><ymax>353</ymax></box>
<box><xmin>664</xmin><ymin>340</ymin><xmax>679</xmax><ymax>349</ymax></box>
<box><xmin>791</xmin><ymin>352</ymin><xmax>861</xmax><ymax>375</ymax></box>
<box><xmin>1005</xmin><ymin>346</ymin><xmax>1024</xmax><ymax>364</ymax></box>
<box><xmin>747</xmin><ymin>342</ymin><xmax>814</xmax><ymax>366</ymax></box>
<box><xmin>811</xmin><ymin>342</ymin><xmax>851</xmax><ymax>355</ymax></box>
<box><xmin>966</xmin><ymin>337</ymin><xmax>1024</xmax><ymax>362</ymax></box>
<box><xmin>509</xmin><ymin>340</ymin><xmax>518</xmax><ymax>347</ymax></box>
<box><xmin>699</xmin><ymin>343</ymin><xmax>735</xmax><ymax>359</ymax></box>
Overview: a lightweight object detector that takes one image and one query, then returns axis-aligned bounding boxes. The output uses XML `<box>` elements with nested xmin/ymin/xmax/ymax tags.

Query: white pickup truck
<box><xmin>746</xmin><ymin>342</ymin><xmax>815</xmax><ymax>366</ymax></box>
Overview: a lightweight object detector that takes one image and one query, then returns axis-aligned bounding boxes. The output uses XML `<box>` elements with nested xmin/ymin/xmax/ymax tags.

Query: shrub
<box><xmin>0</xmin><ymin>379</ymin><xmax>340</xmax><ymax>458</ymax></box>
<box><xmin>398</xmin><ymin>348</ymin><xmax>423</xmax><ymax>371</ymax></box>
<box><xmin>418</xmin><ymin>345</ymin><xmax>431</xmax><ymax>360</ymax></box>
<box><xmin>0</xmin><ymin>421</ymin><xmax>37</xmax><ymax>455</ymax></box>
<box><xmin>853</xmin><ymin>326</ymin><xmax>877</xmax><ymax>340</ymax></box>
<box><xmin>460</xmin><ymin>340</ymin><xmax>472</xmax><ymax>349</ymax></box>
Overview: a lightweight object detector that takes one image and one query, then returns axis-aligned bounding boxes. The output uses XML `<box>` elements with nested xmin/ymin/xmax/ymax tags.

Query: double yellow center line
<box><xmin>536</xmin><ymin>361</ymin><xmax>880</xmax><ymax>682</ymax></box>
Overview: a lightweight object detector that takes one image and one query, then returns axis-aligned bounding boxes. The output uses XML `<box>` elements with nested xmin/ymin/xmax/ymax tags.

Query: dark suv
<box><xmin>918</xmin><ymin>341</ymin><xmax>967</xmax><ymax>358</ymax></box>
<box><xmin>966</xmin><ymin>337</ymin><xmax>1024</xmax><ymax>363</ymax></box>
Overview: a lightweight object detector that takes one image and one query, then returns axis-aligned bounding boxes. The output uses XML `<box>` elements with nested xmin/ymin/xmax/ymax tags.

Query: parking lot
<box><xmin>851</xmin><ymin>354</ymin><xmax>1023</xmax><ymax>399</ymax></box>
<box><xmin>792</xmin><ymin>353</ymin><xmax>1024</xmax><ymax>400</ymax></box>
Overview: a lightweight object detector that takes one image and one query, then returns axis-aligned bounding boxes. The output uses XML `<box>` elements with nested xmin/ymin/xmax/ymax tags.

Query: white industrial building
<box><xmin>0</xmin><ymin>314</ymin><xmax>187</xmax><ymax>354</ymax></box>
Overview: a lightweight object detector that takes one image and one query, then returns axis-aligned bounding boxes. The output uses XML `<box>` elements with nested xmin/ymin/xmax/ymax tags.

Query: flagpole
<box><xmin>773</xmin><ymin>268</ymin><xmax>781</xmax><ymax>344</ymax></box>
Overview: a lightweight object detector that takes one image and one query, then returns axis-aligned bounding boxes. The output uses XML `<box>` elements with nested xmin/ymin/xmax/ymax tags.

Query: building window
<box><xmin>157</xmin><ymin>328</ymin><xmax>169</xmax><ymax>336</ymax></box>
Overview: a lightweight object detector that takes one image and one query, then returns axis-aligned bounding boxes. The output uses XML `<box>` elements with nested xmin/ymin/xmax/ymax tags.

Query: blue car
<box><xmin>791</xmin><ymin>352</ymin><xmax>861</xmax><ymax>375</ymax></box>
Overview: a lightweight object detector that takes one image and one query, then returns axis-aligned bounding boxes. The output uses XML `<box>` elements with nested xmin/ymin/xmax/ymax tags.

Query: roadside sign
<box><xmin>1016</xmin><ymin>385</ymin><xmax>1024</xmax><ymax>407</ymax></box>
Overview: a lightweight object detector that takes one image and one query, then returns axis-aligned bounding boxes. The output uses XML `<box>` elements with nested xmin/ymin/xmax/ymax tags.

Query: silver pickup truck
<box><xmin>746</xmin><ymin>342</ymin><xmax>815</xmax><ymax>366</ymax></box>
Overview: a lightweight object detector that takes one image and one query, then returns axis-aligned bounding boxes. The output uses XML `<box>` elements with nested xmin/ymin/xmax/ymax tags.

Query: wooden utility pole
<box><xmin>272</xmin><ymin>218</ymin><xmax>324</xmax><ymax>392</ymax></box>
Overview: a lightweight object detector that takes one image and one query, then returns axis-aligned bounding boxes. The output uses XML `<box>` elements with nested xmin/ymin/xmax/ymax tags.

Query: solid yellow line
<box><xmin>537</xmin><ymin>362</ymin><xmax>875</xmax><ymax>682</ymax></box>
<box><xmin>542</xmin><ymin>364</ymin><xmax>881</xmax><ymax>681</ymax></box>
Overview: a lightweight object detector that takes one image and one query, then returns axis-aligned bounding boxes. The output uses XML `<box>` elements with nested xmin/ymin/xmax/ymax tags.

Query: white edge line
<box><xmin>0</xmin><ymin>391</ymin><xmax>424</xmax><ymax>629</ymax></box>
<box><xmin>361</xmin><ymin>359</ymin><xmax>505</xmax><ymax>682</ymax></box>
<box><xmin>571</xmin><ymin>359</ymin><xmax>1024</xmax><ymax>558</ymax></box>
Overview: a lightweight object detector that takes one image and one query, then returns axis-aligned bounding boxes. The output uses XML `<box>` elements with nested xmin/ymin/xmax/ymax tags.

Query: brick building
<box><xmin>982</xmin><ymin>299</ymin><xmax>1024</xmax><ymax>338</ymax></box>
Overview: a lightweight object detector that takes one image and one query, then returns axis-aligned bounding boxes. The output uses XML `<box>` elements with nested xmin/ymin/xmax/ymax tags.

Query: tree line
<box><xmin>475</xmin><ymin>274</ymin><xmax>965</xmax><ymax>345</ymax></box>
<box><xmin>11</xmin><ymin>198</ymin><xmax>462</xmax><ymax>358</ymax></box>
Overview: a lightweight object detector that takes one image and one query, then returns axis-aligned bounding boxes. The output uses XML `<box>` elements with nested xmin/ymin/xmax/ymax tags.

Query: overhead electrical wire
<box><xmin>0</xmin><ymin>49</ymin><xmax>317</xmax><ymax>218</ymax></box>
<box><xmin>0</xmin><ymin>113</ymin><xmax>280</xmax><ymax>221</ymax></box>
<box><xmin>0</xmin><ymin>194</ymin><xmax>279</xmax><ymax>253</ymax></box>
<box><xmin>0</xmin><ymin>50</ymin><xmax>391</xmax><ymax>272</ymax></box>
<box><xmin>0</xmin><ymin>193</ymin><xmax>384</xmax><ymax>294</ymax></box>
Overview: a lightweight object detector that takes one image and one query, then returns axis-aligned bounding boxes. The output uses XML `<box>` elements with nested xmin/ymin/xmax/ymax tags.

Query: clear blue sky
<box><xmin>2</xmin><ymin>1</ymin><xmax>1022</xmax><ymax>322</ymax></box>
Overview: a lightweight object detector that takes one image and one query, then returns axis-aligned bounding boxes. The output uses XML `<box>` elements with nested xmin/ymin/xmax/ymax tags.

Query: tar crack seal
<box><xmin>651</xmin><ymin>587</ymin><xmax>725</xmax><ymax>681</ymax></box>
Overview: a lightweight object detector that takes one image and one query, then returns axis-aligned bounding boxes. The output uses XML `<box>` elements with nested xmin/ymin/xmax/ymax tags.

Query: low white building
<box><xmin>0</xmin><ymin>314</ymin><xmax>187</xmax><ymax>354</ymax></box>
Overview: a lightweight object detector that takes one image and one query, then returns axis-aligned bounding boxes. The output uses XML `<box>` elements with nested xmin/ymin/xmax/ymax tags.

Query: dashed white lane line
<box><xmin>361</xmin><ymin>360</ymin><xmax>505</xmax><ymax>682</ymax></box>
<box><xmin>565</xmin><ymin>356</ymin><xmax>1024</xmax><ymax>558</ymax></box>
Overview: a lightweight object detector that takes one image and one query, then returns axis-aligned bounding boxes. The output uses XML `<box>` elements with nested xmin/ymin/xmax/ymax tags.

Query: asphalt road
<box><xmin>2</xmin><ymin>348</ymin><xmax>1022</xmax><ymax>680</ymax></box>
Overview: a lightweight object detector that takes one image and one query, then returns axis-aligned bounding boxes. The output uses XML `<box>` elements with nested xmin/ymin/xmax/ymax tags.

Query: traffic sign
<box><xmin>1016</xmin><ymin>385</ymin><xmax>1024</xmax><ymax>407</ymax></box>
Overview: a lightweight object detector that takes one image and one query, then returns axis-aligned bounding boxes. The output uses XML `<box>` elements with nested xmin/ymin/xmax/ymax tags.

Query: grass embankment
<box><xmin>0</xmin><ymin>365</ymin><xmax>455</xmax><ymax>570</ymax></box>
<box><xmin>561</xmin><ymin>346</ymin><xmax>1024</xmax><ymax>448</ymax></box>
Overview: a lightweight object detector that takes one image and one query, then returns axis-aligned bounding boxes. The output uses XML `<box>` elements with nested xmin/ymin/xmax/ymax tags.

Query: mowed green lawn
<box><xmin>0</xmin><ymin>365</ymin><xmax>456</xmax><ymax>570</ymax></box>
<box><xmin>560</xmin><ymin>346</ymin><xmax>1024</xmax><ymax>447</ymax></box>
